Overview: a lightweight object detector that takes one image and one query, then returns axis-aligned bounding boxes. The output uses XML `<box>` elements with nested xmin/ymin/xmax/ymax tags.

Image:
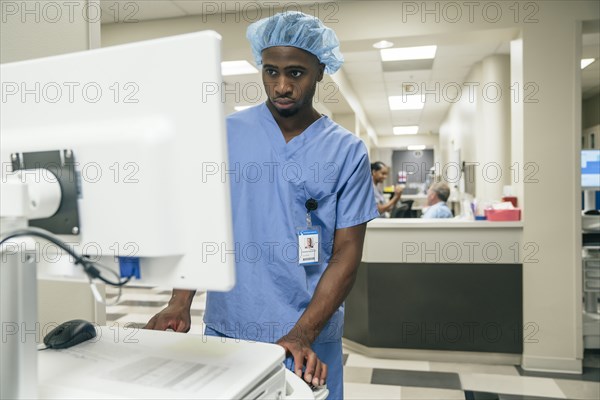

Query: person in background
<box><xmin>421</xmin><ymin>182</ymin><xmax>453</xmax><ymax>219</ymax></box>
<box><xmin>371</xmin><ymin>161</ymin><xmax>403</xmax><ymax>217</ymax></box>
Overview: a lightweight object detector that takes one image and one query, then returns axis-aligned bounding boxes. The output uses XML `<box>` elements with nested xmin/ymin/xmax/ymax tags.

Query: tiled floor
<box><xmin>106</xmin><ymin>286</ymin><xmax>600</xmax><ymax>399</ymax></box>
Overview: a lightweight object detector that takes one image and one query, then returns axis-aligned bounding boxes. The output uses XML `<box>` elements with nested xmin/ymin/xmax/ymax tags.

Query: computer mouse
<box><xmin>43</xmin><ymin>319</ymin><xmax>97</xmax><ymax>349</ymax></box>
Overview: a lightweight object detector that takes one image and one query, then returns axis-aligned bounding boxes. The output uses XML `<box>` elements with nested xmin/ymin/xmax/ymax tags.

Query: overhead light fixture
<box><xmin>221</xmin><ymin>60</ymin><xmax>258</xmax><ymax>76</ymax></box>
<box><xmin>373</xmin><ymin>40</ymin><xmax>394</xmax><ymax>49</ymax></box>
<box><xmin>407</xmin><ymin>145</ymin><xmax>426</xmax><ymax>151</ymax></box>
<box><xmin>234</xmin><ymin>105</ymin><xmax>253</xmax><ymax>111</ymax></box>
<box><xmin>388</xmin><ymin>95</ymin><xmax>425</xmax><ymax>110</ymax></box>
<box><xmin>393</xmin><ymin>126</ymin><xmax>419</xmax><ymax>135</ymax></box>
<box><xmin>380</xmin><ymin>45</ymin><xmax>437</xmax><ymax>62</ymax></box>
<box><xmin>581</xmin><ymin>58</ymin><xmax>595</xmax><ymax>69</ymax></box>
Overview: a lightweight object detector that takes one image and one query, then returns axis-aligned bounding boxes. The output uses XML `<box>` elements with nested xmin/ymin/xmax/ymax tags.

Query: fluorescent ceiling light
<box><xmin>373</xmin><ymin>40</ymin><xmax>394</xmax><ymax>49</ymax></box>
<box><xmin>393</xmin><ymin>126</ymin><xmax>419</xmax><ymax>135</ymax></box>
<box><xmin>380</xmin><ymin>45</ymin><xmax>437</xmax><ymax>61</ymax></box>
<box><xmin>581</xmin><ymin>58</ymin><xmax>595</xmax><ymax>69</ymax></box>
<box><xmin>234</xmin><ymin>105</ymin><xmax>253</xmax><ymax>111</ymax></box>
<box><xmin>221</xmin><ymin>60</ymin><xmax>258</xmax><ymax>76</ymax></box>
<box><xmin>407</xmin><ymin>145</ymin><xmax>426</xmax><ymax>151</ymax></box>
<box><xmin>389</xmin><ymin>95</ymin><xmax>425</xmax><ymax>110</ymax></box>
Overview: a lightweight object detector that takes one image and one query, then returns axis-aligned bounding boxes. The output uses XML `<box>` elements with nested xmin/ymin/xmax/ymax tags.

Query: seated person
<box><xmin>421</xmin><ymin>182</ymin><xmax>453</xmax><ymax>219</ymax></box>
<box><xmin>371</xmin><ymin>161</ymin><xmax>403</xmax><ymax>218</ymax></box>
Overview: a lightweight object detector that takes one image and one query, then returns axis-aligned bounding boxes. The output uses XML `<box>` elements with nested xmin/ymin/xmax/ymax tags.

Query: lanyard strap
<box><xmin>305</xmin><ymin>198</ymin><xmax>318</xmax><ymax>227</ymax></box>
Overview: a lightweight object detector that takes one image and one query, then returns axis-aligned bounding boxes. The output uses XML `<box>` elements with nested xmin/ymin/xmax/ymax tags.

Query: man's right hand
<box><xmin>144</xmin><ymin>289</ymin><xmax>195</xmax><ymax>332</ymax></box>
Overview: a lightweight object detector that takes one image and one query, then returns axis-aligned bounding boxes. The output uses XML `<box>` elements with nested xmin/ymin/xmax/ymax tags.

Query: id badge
<box><xmin>297</xmin><ymin>226</ymin><xmax>321</xmax><ymax>266</ymax></box>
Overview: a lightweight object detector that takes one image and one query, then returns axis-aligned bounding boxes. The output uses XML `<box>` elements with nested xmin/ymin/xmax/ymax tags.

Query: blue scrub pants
<box><xmin>204</xmin><ymin>326</ymin><xmax>343</xmax><ymax>399</ymax></box>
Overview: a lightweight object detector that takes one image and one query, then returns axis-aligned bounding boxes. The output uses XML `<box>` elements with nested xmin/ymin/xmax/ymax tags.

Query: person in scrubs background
<box><xmin>421</xmin><ymin>182</ymin><xmax>453</xmax><ymax>219</ymax></box>
<box><xmin>371</xmin><ymin>161</ymin><xmax>403</xmax><ymax>217</ymax></box>
<box><xmin>145</xmin><ymin>11</ymin><xmax>378</xmax><ymax>399</ymax></box>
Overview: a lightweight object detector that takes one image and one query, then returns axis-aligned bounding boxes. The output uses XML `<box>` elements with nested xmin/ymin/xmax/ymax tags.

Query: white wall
<box><xmin>478</xmin><ymin>55</ymin><xmax>511</xmax><ymax>201</ymax></box>
<box><xmin>510</xmin><ymin>37</ymin><xmax>525</xmax><ymax>215</ymax></box>
<box><xmin>439</xmin><ymin>55</ymin><xmax>511</xmax><ymax>204</ymax></box>
<box><xmin>376</xmin><ymin>134</ymin><xmax>438</xmax><ymax>150</ymax></box>
<box><xmin>439</xmin><ymin>63</ymin><xmax>480</xmax><ymax>170</ymax></box>
<box><xmin>519</xmin><ymin>12</ymin><xmax>584</xmax><ymax>373</ymax></box>
<box><xmin>332</xmin><ymin>112</ymin><xmax>355</xmax><ymax>134</ymax></box>
<box><xmin>0</xmin><ymin>0</ymin><xmax>99</xmax><ymax>63</ymax></box>
<box><xmin>370</xmin><ymin>148</ymin><xmax>391</xmax><ymax>163</ymax></box>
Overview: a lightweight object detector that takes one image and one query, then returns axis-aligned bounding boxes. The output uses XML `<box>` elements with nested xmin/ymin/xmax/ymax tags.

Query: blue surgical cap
<box><xmin>246</xmin><ymin>11</ymin><xmax>344</xmax><ymax>74</ymax></box>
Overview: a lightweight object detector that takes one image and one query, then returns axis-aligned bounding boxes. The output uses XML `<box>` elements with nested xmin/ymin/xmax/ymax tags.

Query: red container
<box><xmin>484</xmin><ymin>209</ymin><xmax>521</xmax><ymax>221</ymax></box>
<box><xmin>502</xmin><ymin>196</ymin><xmax>518</xmax><ymax>207</ymax></box>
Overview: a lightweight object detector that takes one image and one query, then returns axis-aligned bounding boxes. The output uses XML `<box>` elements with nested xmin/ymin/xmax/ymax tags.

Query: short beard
<box><xmin>275</xmin><ymin>106</ymin><xmax>299</xmax><ymax>118</ymax></box>
<box><xmin>270</xmin><ymin>97</ymin><xmax>301</xmax><ymax>118</ymax></box>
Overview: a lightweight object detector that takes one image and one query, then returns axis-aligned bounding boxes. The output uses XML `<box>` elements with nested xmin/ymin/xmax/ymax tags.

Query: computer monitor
<box><xmin>582</xmin><ymin>149</ymin><xmax>600</xmax><ymax>190</ymax></box>
<box><xmin>0</xmin><ymin>31</ymin><xmax>235</xmax><ymax>291</ymax></box>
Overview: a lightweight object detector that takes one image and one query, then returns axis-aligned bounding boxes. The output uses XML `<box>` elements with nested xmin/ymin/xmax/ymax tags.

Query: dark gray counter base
<box><xmin>344</xmin><ymin>262</ymin><xmax>523</xmax><ymax>354</ymax></box>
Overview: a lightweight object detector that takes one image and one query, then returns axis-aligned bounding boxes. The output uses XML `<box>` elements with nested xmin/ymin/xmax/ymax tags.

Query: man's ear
<box><xmin>317</xmin><ymin>63</ymin><xmax>325</xmax><ymax>82</ymax></box>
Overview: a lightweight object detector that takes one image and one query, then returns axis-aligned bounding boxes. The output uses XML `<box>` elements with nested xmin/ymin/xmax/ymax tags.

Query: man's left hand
<box><xmin>276</xmin><ymin>330</ymin><xmax>327</xmax><ymax>387</ymax></box>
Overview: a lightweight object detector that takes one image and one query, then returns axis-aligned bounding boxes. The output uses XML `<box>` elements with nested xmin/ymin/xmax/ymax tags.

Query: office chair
<box><xmin>392</xmin><ymin>200</ymin><xmax>414</xmax><ymax>218</ymax></box>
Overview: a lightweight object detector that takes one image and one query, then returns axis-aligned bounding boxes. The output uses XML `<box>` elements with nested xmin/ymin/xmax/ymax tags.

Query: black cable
<box><xmin>0</xmin><ymin>229</ymin><xmax>132</xmax><ymax>287</ymax></box>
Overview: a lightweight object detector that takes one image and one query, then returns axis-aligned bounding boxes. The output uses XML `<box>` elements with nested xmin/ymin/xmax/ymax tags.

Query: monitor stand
<box><xmin>0</xmin><ymin>217</ymin><xmax>39</xmax><ymax>399</ymax></box>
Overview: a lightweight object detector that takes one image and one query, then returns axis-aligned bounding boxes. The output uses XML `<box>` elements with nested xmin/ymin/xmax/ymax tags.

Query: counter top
<box><xmin>367</xmin><ymin>219</ymin><xmax>523</xmax><ymax>229</ymax></box>
<box><xmin>364</xmin><ymin>218</ymin><xmax>524</xmax><ymax>263</ymax></box>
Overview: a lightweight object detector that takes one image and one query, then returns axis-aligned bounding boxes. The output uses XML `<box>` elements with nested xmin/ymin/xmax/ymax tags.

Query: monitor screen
<box><xmin>0</xmin><ymin>31</ymin><xmax>235</xmax><ymax>291</ymax></box>
<box><xmin>582</xmin><ymin>149</ymin><xmax>600</xmax><ymax>190</ymax></box>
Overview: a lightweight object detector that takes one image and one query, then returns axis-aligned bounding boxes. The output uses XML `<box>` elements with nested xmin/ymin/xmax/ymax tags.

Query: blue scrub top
<box><xmin>204</xmin><ymin>103</ymin><xmax>379</xmax><ymax>344</ymax></box>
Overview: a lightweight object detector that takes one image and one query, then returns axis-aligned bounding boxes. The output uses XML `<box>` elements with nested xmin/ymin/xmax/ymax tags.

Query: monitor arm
<box><xmin>0</xmin><ymin>170</ymin><xmax>61</xmax><ymax>399</ymax></box>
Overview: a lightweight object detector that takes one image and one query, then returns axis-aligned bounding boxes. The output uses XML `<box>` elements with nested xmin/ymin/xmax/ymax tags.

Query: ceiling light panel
<box><xmin>393</xmin><ymin>126</ymin><xmax>419</xmax><ymax>135</ymax></box>
<box><xmin>581</xmin><ymin>58</ymin><xmax>595</xmax><ymax>69</ymax></box>
<box><xmin>373</xmin><ymin>40</ymin><xmax>394</xmax><ymax>49</ymax></box>
<box><xmin>381</xmin><ymin>45</ymin><xmax>437</xmax><ymax>62</ymax></box>
<box><xmin>389</xmin><ymin>95</ymin><xmax>425</xmax><ymax>110</ymax></box>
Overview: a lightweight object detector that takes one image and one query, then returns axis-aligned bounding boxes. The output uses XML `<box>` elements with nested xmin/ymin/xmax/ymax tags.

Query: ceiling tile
<box><xmin>101</xmin><ymin>1</ymin><xmax>186</xmax><ymax>24</ymax></box>
<box><xmin>343</xmin><ymin>51</ymin><xmax>381</xmax><ymax>62</ymax></box>
<box><xmin>382</xmin><ymin>59</ymin><xmax>434</xmax><ymax>72</ymax></box>
<box><xmin>343</xmin><ymin>60</ymin><xmax>383</xmax><ymax>74</ymax></box>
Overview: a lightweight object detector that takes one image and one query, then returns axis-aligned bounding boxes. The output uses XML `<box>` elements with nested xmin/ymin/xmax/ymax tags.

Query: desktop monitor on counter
<box><xmin>582</xmin><ymin>149</ymin><xmax>600</xmax><ymax>190</ymax></box>
<box><xmin>0</xmin><ymin>31</ymin><xmax>235</xmax><ymax>291</ymax></box>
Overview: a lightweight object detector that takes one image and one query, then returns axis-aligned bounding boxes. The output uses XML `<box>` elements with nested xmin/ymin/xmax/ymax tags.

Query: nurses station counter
<box><xmin>344</xmin><ymin>219</ymin><xmax>524</xmax><ymax>362</ymax></box>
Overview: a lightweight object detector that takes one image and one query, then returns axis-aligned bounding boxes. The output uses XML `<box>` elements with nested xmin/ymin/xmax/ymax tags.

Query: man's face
<box><xmin>261</xmin><ymin>46</ymin><xmax>325</xmax><ymax>118</ymax></box>
<box><xmin>427</xmin><ymin>189</ymin><xmax>438</xmax><ymax>205</ymax></box>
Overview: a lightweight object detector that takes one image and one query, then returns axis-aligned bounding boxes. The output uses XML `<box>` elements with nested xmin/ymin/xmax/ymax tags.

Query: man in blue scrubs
<box><xmin>146</xmin><ymin>12</ymin><xmax>378</xmax><ymax>399</ymax></box>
